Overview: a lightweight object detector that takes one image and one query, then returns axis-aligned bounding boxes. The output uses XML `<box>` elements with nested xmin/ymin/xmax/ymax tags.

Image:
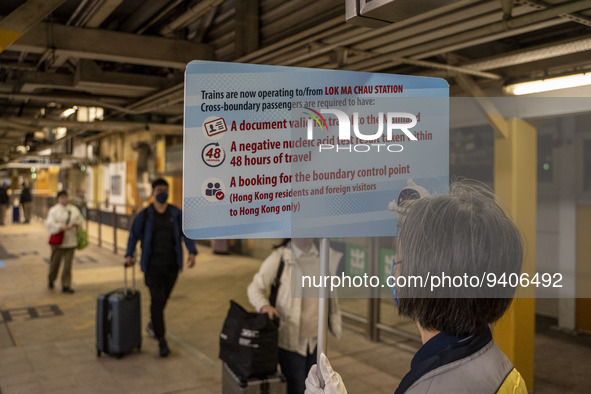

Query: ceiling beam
<box><xmin>159</xmin><ymin>0</ymin><xmax>225</xmax><ymax>37</ymax></box>
<box><xmin>517</xmin><ymin>0</ymin><xmax>591</xmax><ymax>27</ymax></box>
<box><xmin>0</xmin><ymin>0</ymin><xmax>67</xmax><ymax>53</ymax></box>
<box><xmin>5</xmin><ymin>117</ymin><xmax>182</xmax><ymax>135</ymax></box>
<box><xmin>85</xmin><ymin>0</ymin><xmax>125</xmax><ymax>28</ymax></box>
<box><xmin>120</xmin><ymin>0</ymin><xmax>170</xmax><ymax>32</ymax></box>
<box><xmin>235</xmin><ymin>0</ymin><xmax>259</xmax><ymax>57</ymax></box>
<box><xmin>9</xmin><ymin>22</ymin><xmax>213</xmax><ymax>69</ymax></box>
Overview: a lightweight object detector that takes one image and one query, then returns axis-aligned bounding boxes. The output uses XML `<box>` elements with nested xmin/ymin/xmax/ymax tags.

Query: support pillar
<box><xmin>493</xmin><ymin>118</ymin><xmax>537</xmax><ymax>391</ymax></box>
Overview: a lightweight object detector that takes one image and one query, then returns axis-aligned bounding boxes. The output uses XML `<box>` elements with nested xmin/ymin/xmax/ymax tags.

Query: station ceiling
<box><xmin>1</xmin><ymin>0</ymin><xmax>590</xmax><ymax>164</ymax></box>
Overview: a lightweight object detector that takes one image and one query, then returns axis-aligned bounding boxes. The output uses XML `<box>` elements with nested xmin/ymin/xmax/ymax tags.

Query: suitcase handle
<box><xmin>124</xmin><ymin>264</ymin><xmax>136</xmax><ymax>292</ymax></box>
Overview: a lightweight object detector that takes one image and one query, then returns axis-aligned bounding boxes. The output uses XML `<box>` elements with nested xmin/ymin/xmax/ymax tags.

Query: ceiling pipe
<box><xmin>0</xmin><ymin>92</ymin><xmax>177</xmax><ymax>115</ymax></box>
<box><xmin>76</xmin><ymin>0</ymin><xmax>105</xmax><ymax>27</ymax></box>
<box><xmin>250</xmin><ymin>0</ymin><xmax>490</xmax><ymax>66</ymax></box>
<box><xmin>343</xmin><ymin>0</ymin><xmax>591</xmax><ymax>71</ymax></box>
<box><xmin>118</xmin><ymin>2</ymin><xmax>493</xmax><ymax>110</ymax></box>
<box><xmin>345</xmin><ymin>0</ymin><xmax>591</xmax><ymax>71</ymax></box>
<box><xmin>407</xmin><ymin>19</ymin><xmax>565</xmax><ymax>61</ymax></box>
<box><xmin>279</xmin><ymin>2</ymin><xmax>502</xmax><ymax>67</ymax></box>
<box><xmin>464</xmin><ymin>36</ymin><xmax>591</xmax><ymax>71</ymax></box>
<box><xmin>125</xmin><ymin>84</ymin><xmax>184</xmax><ymax>111</ymax></box>
<box><xmin>236</xmin><ymin>16</ymin><xmax>344</xmax><ymax>63</ymax></box>
<box><xmin>66</xmin><ymin>0</ymin><xmax>92</xmax><ymax>25</ymax></box>
<box><xmin>260</xmin><ymin>1</ymin><xmax>341</xmax><ymax>39</ymax></box>
<box><xmin>254</xmin><ymin>24</ymin><xmax>353</xmax><ymax>65</ymax></box>
<box><xmin>120</xmin><ymin>0</ymin><xmax>170</xmax><ymax>32</ymax></box>
<box><xmin>136</xmin><ymin>0</ymin><xmax>183</xmax><ymax>35</ymax></box>
<box><xmin>159</xmin><ymin>0</ymin><xmax>225</xmax><ymax>37</ymax></box>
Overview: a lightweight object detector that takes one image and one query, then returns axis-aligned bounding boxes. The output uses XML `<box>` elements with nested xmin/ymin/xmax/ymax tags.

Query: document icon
<box><xmin>204</xmin><ymin>117</ymin><xmax>227</xmax><ymax>137</ymax></box>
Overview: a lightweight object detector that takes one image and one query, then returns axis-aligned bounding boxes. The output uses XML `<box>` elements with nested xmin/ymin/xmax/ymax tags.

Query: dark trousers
<box><xmin>48</xmin><ymin>247</ymin><xmax>75</xmax><ymax>287</ymax></box>
<box><xmin>278</xmin><ymin>346</ymin><xmax>317</xmax><ymax>394</ymax></box>
<box><xmin>144</xmin><ymin>264</ymin><xmax>178</xmax><ymax>338</ymax></box>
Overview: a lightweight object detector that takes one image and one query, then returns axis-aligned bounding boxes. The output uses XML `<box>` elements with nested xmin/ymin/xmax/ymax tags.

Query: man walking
<box><xmin>124</xmin><ymin>178</ymin><xmax>197</xmax><ymax>357</ymax></box>
<box><xmin>0</xmin><ymin>182</ymin><xmax>8</xmax><ymax>225</ymax></box>
<box><xmin>45</xmin><ymin>191</ymin><xmax>84</xmax><ymax>293</ymax></box>
<box><xmin>20</xmin><ymin>182</ymin><xmax>32</xmax><ymax>223</ymax></box>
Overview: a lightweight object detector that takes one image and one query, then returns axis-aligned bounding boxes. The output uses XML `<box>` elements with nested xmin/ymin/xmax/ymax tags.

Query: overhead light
<box><xmin>505</xmin><ymin>72</ymin><xmax>591</xmax><ymax>95</ymax></box>
<box><xmin>77</xmin><ymin>106</ymin><xmax>104</xmax><ymax>122</ymax></box>
<box><xmin>53</xmin><ymin>127</ymin><xmax>67</xmax><ymax>140</ymax></box>
<box><xmin>60</xmin><ymin>106</ymin><xmax>78</xmax><ymax>118</ymax></box>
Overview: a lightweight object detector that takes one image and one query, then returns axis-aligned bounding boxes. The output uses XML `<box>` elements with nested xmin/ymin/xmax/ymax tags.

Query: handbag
<box><xmin>219</xmin><ymin>255</ymin><xmax>285</xmax><ymax>379</ymax></box>
<box><xmin>77</xmin><ymin>227</ymin><xmax>89</xmax><ymax>250</ymax></box>
<box><xmin>48</xmin><ymin>231</ymin><xmax>65</xmax><ymax>246</ymax></box>
<box><xmin>219</xmin><ymin>300</ymin><xmax>279</xmax><ymax>379</ymax></box>
<box><xmin>48</xmin><ymin>210</ymin><xmax>71</xmax><ymax>246</ymax></box>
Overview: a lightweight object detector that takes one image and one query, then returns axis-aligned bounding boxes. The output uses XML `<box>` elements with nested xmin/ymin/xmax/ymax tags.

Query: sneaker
<box><xmin>48</xmin><ymin>281</ymin><xmax>54</xmax><ymax>289</ymax></box>
<box><xmin>146</xmin><ymin>322</ymin><xmax>156</xmax><ymax>339</ymax></box>
<box><xmin>62</xmin><ymin>287</ymin><xmax>74</xmax><ymax>294</ymax></box>
<box><xmin>158</xmin><ymin>338</ymin><xmax>170</xmax><ymax>357</ymax></box>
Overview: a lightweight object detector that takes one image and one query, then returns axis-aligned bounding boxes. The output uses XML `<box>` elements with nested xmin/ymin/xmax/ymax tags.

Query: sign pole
<box><xmin>317</xmin><ymin>237</ymin><xmax>329</xmax><ymax>386</ymax></box>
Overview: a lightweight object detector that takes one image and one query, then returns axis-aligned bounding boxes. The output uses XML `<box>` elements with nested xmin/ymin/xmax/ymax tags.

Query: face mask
<box><xmin>155</xmin><ymin>192</ymin><xmax>168</xmax><ymax>204</ymax></box>
<box><xmin>390</xmin><ymin>257</ymin><xmax>402</xmax><ymax>308</ymax></box>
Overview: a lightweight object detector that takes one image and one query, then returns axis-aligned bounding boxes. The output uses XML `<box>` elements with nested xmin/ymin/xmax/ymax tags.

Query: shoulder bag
<box><xmin>219</xmin><ymin>256</ymin><xmax>284</xmax><ymax>379</ymax></box>
<box><xmin>48</xmin><ymin>210</ymin><xmax>70</xmax><ymax>246</ymax></box>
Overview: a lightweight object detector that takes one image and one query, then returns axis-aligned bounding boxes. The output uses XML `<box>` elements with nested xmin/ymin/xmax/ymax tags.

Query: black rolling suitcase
<box><xmin>96</xmin><ymin>266</ymin><xmax>141</xmax><ymax>358</ymax></box>
<box><xmin>222</xmin><ymin>363</ymin><xmax>287</xmax><ymax>394</ymax></box>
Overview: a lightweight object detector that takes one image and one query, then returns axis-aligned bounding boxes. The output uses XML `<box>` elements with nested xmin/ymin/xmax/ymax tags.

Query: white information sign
<box><xmin>183</xmin><ymin>61</ymin><xmax>448</xmax><ymax>239</ymax></box>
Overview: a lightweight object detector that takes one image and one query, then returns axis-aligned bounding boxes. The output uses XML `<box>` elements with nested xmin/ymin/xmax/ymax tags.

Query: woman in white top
<box><xmin>247</xmin><ymin>238</ymin><xmax>342</xmax><ymax>394</ymax></box>
<box><xmin>45</xmin><ymin>190</ymin><xmax>83</xmax><ymax>293</ymax></box>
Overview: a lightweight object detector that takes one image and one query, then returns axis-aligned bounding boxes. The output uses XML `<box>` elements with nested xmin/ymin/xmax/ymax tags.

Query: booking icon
<box><xmin>202</xmin><ymin>177</ymin><xmax>225</xmax><ymax>202</ymax></box>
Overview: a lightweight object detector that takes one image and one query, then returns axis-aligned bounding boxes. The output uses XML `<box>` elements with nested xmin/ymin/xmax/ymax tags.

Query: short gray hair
<box><xmin>397</xmin><ymin>180</ymin><xmax>523</xmax><ymax>336</ymax></box>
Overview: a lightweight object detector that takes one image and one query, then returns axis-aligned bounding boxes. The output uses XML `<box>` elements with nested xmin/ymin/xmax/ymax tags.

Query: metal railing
<box><xmin>84</xmin><ymin>200</ymin><xmax>144</xmax><ymax>254</ymax></box>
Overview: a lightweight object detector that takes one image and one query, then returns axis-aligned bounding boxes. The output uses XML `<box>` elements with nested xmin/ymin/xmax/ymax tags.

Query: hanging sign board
<box><xmin>183</xmin><ymin>61</ymin><xmax>448</xmax><ymax>239</ymax></box>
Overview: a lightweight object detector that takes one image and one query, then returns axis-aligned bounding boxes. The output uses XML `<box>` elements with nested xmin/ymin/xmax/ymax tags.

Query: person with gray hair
<box><xmin>305</xmin><ymin>180</ymin><xmax>528</xmax><ymax>393</ymax></box>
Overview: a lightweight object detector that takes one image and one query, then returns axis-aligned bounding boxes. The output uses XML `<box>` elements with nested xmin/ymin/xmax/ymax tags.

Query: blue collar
<box><xmin>411</xmin><ymin>331</ymin><xmax>471</xmax><ymax>369</ymax></box>
<box><xmin>395</xmin><ymin>329</ymin><xmax>492</xmax><ymax>394</ymax></box>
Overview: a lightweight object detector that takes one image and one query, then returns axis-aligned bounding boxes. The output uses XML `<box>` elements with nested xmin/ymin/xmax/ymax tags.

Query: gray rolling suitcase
<box><xmin>222</xmin><ymin>363</ymin><xmax>287</xmax><ymax>394</ymax></box>
<box><xmin>96</xmin><ymin>266</ymin><xmax>141</xmax><ymax>358</ymax></box>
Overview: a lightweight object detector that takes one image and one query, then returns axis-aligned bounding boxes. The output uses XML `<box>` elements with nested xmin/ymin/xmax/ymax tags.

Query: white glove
<box><xmin>305</xmin><ymin>353</ymin><xmax>347</xmax><ymax>394</ymax></box>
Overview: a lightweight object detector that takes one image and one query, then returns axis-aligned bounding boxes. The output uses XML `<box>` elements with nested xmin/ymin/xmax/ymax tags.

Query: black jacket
<box><xmin>0</xmin><ymin>187</ymin><xmax>8</xmax><ymax>204</ymax></box>
<box><xmin>20</xmin><ymin>187</ymin><xmax>32</xmax><ymax>203</ymax></box>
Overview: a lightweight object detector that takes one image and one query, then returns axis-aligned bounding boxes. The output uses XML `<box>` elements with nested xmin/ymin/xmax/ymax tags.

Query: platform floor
<box><xmin>0</xmin><ymin>222</ymin><xmax>590</xmax><ymax>393</ymax></box>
